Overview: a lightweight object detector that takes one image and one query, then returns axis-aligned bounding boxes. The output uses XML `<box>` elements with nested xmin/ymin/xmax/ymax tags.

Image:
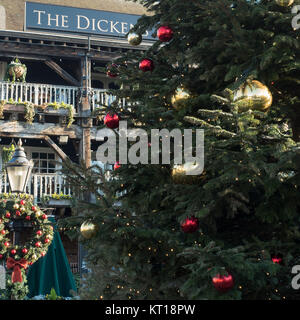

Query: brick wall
<box><xmin>0</xmin><ymin>0</ymin><xmax>147</xmax><ymax>31</ymax></box>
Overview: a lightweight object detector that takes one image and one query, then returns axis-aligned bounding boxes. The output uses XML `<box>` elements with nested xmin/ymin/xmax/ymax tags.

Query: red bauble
<box><xmin>1</xmin><ymin>229</ymin><xmax>5</xmax><ymax>235</ymax></box>
<box><xmin>35</xmin><ymin>242</ymin><xmax>41</xmax><ymax>248</ymax></box>
<box><xmin>139</xmin><ymin>59</ymin><xmax>154</xmax><ymax>72</ymax></box>
<box><xmin>212</xmin><ymin>274</ymin><xmax>234</xmax><ymax>293</ymax></box>
<box><xmin>157</xmin><ymin>25</ymin><xmax>174</xmax><ymax>42</ymax></box>
<box><xmin>271</xmin><ymin>254</ymin><xmax>283</xmax><ymax>265</ymax></box>
<box><xmin>5</xmin><ymin>212</ymin><xmax>11</xmax><ymax>218</ymax></box>
<box><xmin>25</xmin><ymin>215</ymin><xmax>31</xmax><ymax>221</ymax></box>
<box><xmin>44</xmin><ymin>238</ymin><xmax>50</xmax><ymax>243</ymax></box>
<box><xmin>106</xmin><ymin>64</ymin><xmax>119</xmax><ymax>78</ymax></box>
<box><xmin>4</xmin><ymin>241</ymin><xmax>9</xmax><ymax>247</ymax></box>
<box><xmin>20</xmin><ymin>200</ymin><xmax>26</xmax><ymax>205</ymax></box>
<box><xmin>42</xmin><ymin>214</ymin><xmax>47</xmax><ymax>220</ymax></box>
<box><xmin>114</xmin><ymin>161</ymin><xmax>121</xmax><ymax>170</ymax></box>
<box><xmin>32</xmin><ymin>206</ymin><xmax>37</xmax><ymax>211</ymax></box>
<box><xmin>15</xmin><ymin>210</ymin><xmax>21</xmax><ymax>216</ymax></box>
<box><xmin>41</xmin><ymin>252</ymin><xmax>46</xmax><ymax>257</ymax></box>
<box><xmin>104</xmin><ymin>113</ymin><xmax>120</xmax><ymax>129</ymax></box>
<box><xmin>181</xmin><ymin>216</ymin><xmax>199</xmax><ymax>233</ymax></box>
<box><xmin>0</xmin><ymin>254</ymin><xmax>3</xmax><ymax>259</ymax></box>
<box><xmin>22</xmin><ymin>248</ymin><xmax>28</xmax><ymax>254</ymax></box>
<box><xmin>10</xmin><ymin>249</ymin><xmax>16</xmax><ymax>255</ymax></box>
<box><xmin>36</xmin><ymin>230</ymin><xmax>42</xmax><ymax>236</ymax></box>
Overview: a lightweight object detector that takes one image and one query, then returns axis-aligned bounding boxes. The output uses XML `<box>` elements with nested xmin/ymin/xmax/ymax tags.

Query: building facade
<box><xmin>0</xmin><ymin>0</ymin><xmax>151</xmax><ymax>276</ymax></box>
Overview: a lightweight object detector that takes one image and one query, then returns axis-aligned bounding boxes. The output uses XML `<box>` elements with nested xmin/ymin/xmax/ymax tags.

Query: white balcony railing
<box><xmin>0</xmin><ymin>81</ymin><xmax>126</xmax><ymax>113</ymax></box>
<box><xmin>0</xmin><ymin>173</ymin><xmax>72</xmax><ymax>204</ymax></box>
<box><xmin>0</xmin><ymin>81</ymin><xmax>78</xmax><ymax>111</ymax></box>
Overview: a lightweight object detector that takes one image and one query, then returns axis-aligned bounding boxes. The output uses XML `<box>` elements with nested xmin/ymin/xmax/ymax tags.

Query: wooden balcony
<box><xmin>0</xmin><ymin>81</ymin><xmax>124</xmax><ymax>113</ymax></box>
<box><xmin>0</xmin><ymin>173</ymin><xmax>72</xmax><ymax>205</ymax></box>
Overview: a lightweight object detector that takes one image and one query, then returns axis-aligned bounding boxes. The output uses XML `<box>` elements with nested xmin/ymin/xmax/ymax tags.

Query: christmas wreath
<box><xmin>0</xmin><ymin>193</ymin><xmax>53</xmax><ymax>296</ymax></box>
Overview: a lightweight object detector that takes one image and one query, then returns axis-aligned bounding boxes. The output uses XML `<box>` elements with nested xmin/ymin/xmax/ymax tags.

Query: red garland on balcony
<box><xmin>0</xmin><ymin>194</ymin><xmax>54</xmax><ymax>297</ymax></box>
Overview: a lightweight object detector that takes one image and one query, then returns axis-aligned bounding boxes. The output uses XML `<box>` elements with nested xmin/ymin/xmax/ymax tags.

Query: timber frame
<box><xmin>0</xmin><ymin>29</ymin><xmax>151</xmax><ymax>167</ymax></box>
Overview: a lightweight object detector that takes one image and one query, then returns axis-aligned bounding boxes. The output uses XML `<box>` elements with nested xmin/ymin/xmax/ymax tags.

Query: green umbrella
<box><xmin>27</xmin><ymin>216</ymin><xmax>77</xmax><ymax>298</ymax></box>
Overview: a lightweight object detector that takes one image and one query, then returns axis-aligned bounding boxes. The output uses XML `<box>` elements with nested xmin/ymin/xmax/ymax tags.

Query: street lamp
<box><xmin>5</xmin><ymin>139</ymin><xmax>33</xmax><ymax>194</ymax></box>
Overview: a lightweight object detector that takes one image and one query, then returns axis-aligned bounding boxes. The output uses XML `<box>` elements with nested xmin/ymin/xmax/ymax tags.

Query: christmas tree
<box><xmin>59</xmin><ymin>0</ymin><xmax>300</xmax><ymax>300</ymax></box>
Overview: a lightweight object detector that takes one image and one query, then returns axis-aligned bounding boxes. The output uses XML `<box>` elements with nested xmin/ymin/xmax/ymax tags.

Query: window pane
<box><xmin>32</xmin><ymin>152</ymin><xmax>39</xmax><ymax>159</ymax></box>
<box><xmin>40</xmin><ymin>153</ymin><xmax>47</xmax><ymax>159</ymax></box>
<box><xmin>41</xmin><ymin>161</ymin><xmax>48</xmax><ymax>168</ymax></box>
<box><xmin>48</xmin><ymin>153</ymin><xmax>55</xmax><ymax>160</ymax></box>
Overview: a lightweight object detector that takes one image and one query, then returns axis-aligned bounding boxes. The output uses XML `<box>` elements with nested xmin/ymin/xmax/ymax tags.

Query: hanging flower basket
<box><xmin>5</xmin><ymin>58</ymin><xmax>27</xmax><ymax>83</ymax></box>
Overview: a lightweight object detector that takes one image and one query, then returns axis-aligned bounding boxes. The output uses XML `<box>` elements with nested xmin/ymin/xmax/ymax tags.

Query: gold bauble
<box><xmin>233</xmin><ymin>79</ymin><xmax>272</xmax><ymax>112</ymax></box>
<box><xmin>127</xmin><ymin>32</ymin><xmax>142</xmax><ymax>46</ymax></box>
<box><xmin>171</xmin><ymin>162</ymin><xmax>205</xmax><ymax>184</ymax></box>
<box><xmin>171</xmin><ymin>87</ymin><xmax>191</xmax><ymax>109</ymax></box>
<box><xmin>80</xmin><ymin>221</ymin><xmax>99</xmax><ymax>239</ymax></box>
<box><xmin>275</xmin><ymin>0</ymin><xmax>294</xmax><ymax>7</ymax></box>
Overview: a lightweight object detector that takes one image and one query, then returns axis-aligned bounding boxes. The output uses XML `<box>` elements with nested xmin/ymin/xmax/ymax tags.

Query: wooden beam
<box><xmin>0</xmin><ymin>121</ymin><xmax>82</xmax><ymax>139</ymax></box>
<box><xmin>43</xmin><ymin>136</ymin><xmax>69</xmax><ymax>162</ymax></box>
<box><xmin>44</xmin><ymin>60</ymin><xmax>80</xmax><ymax>87</ymax></box>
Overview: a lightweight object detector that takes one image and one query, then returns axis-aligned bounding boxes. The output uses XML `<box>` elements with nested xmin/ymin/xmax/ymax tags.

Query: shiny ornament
<box><xmin>106</xmin><ymin>63</ymin><xmax>119</xmax><ymax>78</ymax></box>
<box><xmin>114</xmin><ymin>161</ymin><xmax>121</xmax><ymax>170</ymax></box>
<box><xmin>20</xmin><ymin>200</ymin><xmax>25</xmax><ymax>206</ymax></box>
<box><xmin>20</xmin><ymin>206</ymin><xmax>26</xmax><ymax>212</ymax></box>
<box><xmin>15</xmin><ymin>210</ymin><xmax>21</xmax><ymax>216</ymax></box>
<box><xmin>271</xmin><ymin>254</ymin><xmax>283</xmax><ymax>265</ymax></box>
<box><xmin>25</xmin><ymin>215</ymin><xmax>31</xmax><ymax>221</ymax></box>
<box><xmin>5</xmin><ymin>212</ymin><xmax>10</xmax><ymax>218</ymax></box>
<box><xmin>171</xmin><ymin>162</ymin><xmax>205</xmax><ymax>184</ymax></box>
<box><xmin>13</xmin><ymin>203</ymin><xmax>19</xmax><ymax>210</ymax></box>
<box><xmin>4</xmin><ymin>241</ymin><xmax>9</xmax><ymax>247</ymax></box>
<box><xmin>10</xmin><ymin>249</ymin><xmax>16</xmax><ymax>255</ymax></box>
<box><xmin>41</xmin><ymin>252</ymin><xmax>46</xmax><ymax>257</ymax></box>
<box><xmin>0</xmin><ymin>254</ymin><xmax>3</xmax><ymax>259</ymax></box>
<box><xmin>42</xmin><ymin>214</ymin><xmax>47</xmax><ymax>220</ymax></box>
<box><xmin>181</xmin><ymin>216</ymin><xmax>199</xmax><ymax>233</ymax></box>
<box><xmin>22</xmin><ymin>248</ymin><xmax>28</xmax><ymax>254</ymax></box>
<box><xmin>233</xmin><ymin>79</ymin><xmax>272</xmax><ymax>112</ymax></box>
<box><xmin>275</xmin><ymin>0</ymin><xmax>294</xmax><ymax>6</ymax></box>
<box><xmin>31</xmin><ymin>206</ymin><xmax>37</xmax><ymax>211</ymax></box>
<box><xmin>104</xmin><ymin>113</ymin><xmax>120</xmax><ymax>129</ymax></box>
<box><xmin>35</xmin><ymin>242</ymin><xmax>41</xmax><ymax>248</ymax></box>
<box><xmin>36</xmin><ymin>230</ymin><xmax>42</xmax><ymax>236</ymax></box>
<box><xmin>127</xmin><ymin>32</ymin><xmax>142</xmax><ymax>46</ymax></box>
<box><xmin>44</xmin><ymin>238</ymin><xmax>50</xmax><ymax>244</ymax></box>
<box><xmin>171</xmin><ymin>87</ymin><xmax>191</xmax><ymax>109</ymax></box>
<box><xmin>80</xmin><ymin>221</ymin><xmax>99</xmax><ymax>239</ymax></box>
<box><xmin>139</xmin><ymin>59</ymin><xmax>154</xmax><ymax>72</ymax></box>
<box><xmin>212</xmin><ymin>274</ymin><xmax>234</xmax><ymax>293</ymax></box>
<box><xmin>157</xmin><ymin>25</ymin><xmax>174</xmax><ymax>42</ymax></box>
<box><xmin>1</xmin><ymin>230</ymin><xmax>5</xmax><ymax>235</ymax></box>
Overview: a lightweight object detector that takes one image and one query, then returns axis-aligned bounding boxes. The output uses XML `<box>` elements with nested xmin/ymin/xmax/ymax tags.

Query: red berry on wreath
<box><xmin>13</xmin><ymin>203</ymin><xmax>19</xmax><ymax>210</ymax></box>
<box><xmin>212</xmin><ymin>273</ymin><xmax>234</xmax><ymax>293</ymax></box>
<box><xmin>22</xmin><ymin>248</ymin><xmax>28</xmax><ymax>254</ymax></box>
<box><xmin>44</xmin><ymin>238</ymin><xmax>50</xmax><ymax>243</ymax></box>
<box><xmin>5</xmin><ymin>212</ymin><xmax>11</xmax><ymax>218</ymax></box>
<box><xmin>0</xmin><ymin>229</ymin><xmax>5</xmax><ymax>235</ymax></box>
<box><xmin>36</xmin><ymin>230</ymin><xmax>42</xmax><ymax>236</ymax></box>
<box><xmin>42</xmin><ymin>214</ymin><xmax>47</xmax><ymax>220</ymax></box>
<box><xmin>25</xmin><ymin>215</ymin><xmax>31</xmax><ymax>221</ymax></box>
<box><xmin>31</xmin><ymin>206</ymin><xmax>37</xmax><ymax>211</ymax></box>
<box><xmin>35</xmin><ymin>242</ymin><xmax>41</xmax><ymax>248</ymax></box>
<box><xmin>0</xmin><ymin>254</ymin><xmax>3</xmax><ymax>259</ymax></box>
<box><xmin>157</xmin><ymin>25</ymin><xmax>174</xmax><ymax>42</ymax></box>
<box><xmin>20</xmin><ymin>200</ymin><xmax>26</xmax><ymax>205</ymax></box>
<box><xmin>15</xmin><ymin>210</ymin><xmax>21</xmax><ymax>216</ymax></box>
<box><xmin>181</xmin><ymin>216</ymin><xmax>199</xmax><ymax>233</ymax></box>
<box><xmin>4</xmin><ymin>241</ymin><xmax>9</xmax><ymax>247</ymax></box>
<box><xmin>41</xmin><ymin>251</ymin><xmax>46</xmax><ymax>257</ymax></box>
<box><xmin>10</xmin><ymin>249</ymin><xmax>16</xmax><ymax>255</ymax></box>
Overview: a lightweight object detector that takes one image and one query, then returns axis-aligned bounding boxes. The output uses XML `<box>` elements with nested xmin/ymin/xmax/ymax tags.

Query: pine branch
<box><xmin>184</xmin><ymin>116</ymin><xmax>236</xmax><ymax>138</ymax></box>
<box><xmin>197</xmin><ymin>109</ymin><xmax>234</xmax><ymax>119</ymax></box>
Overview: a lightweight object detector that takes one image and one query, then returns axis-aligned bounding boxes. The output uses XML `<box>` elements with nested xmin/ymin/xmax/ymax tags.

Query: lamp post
<box><xmin>5</xmin><ymin>139</ymin><xmax>33</xmax><ymax>245</ymax></box>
